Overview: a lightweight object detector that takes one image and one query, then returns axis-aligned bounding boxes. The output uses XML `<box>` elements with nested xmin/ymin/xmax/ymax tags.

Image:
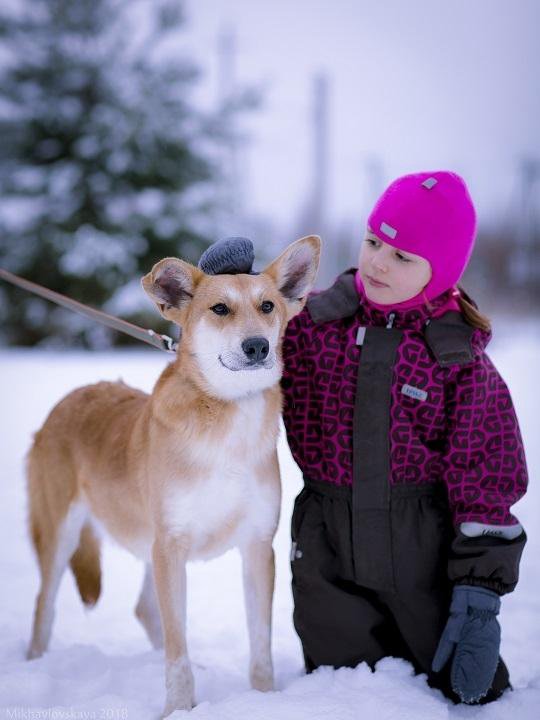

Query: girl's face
<box><xmin>358</xmin><ymin>229</ymin><xmax>432</xmax><ymax>304</ymax></box>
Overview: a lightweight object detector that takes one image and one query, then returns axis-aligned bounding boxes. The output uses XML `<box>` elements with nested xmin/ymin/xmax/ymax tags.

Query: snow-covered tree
<box><xmin>0</xmin><ymin>0</ymin><xmax>249</xmax><ymax>347</ymax></box>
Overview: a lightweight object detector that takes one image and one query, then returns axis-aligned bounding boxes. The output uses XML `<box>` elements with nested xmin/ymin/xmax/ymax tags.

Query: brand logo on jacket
<box><xmin>460</xmin><ymin>521</ymin><xmax>523</xmax><ymax>540</ymax></box>
<box><xmin>401</xmin><ymin>384</ymin><xmax>428</xmax><ymax>402</ymax></box>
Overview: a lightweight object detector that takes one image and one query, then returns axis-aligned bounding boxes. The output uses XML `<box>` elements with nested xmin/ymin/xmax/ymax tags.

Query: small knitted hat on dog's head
<box><xmin>198</xmin><ymin>236</ymin><xmax>257</xmax><ymax>275</ymax></box>
<box><xmin>365</xmin><ymin>170</ymin><xmax>477</xmax><ymax>304</ymax></box>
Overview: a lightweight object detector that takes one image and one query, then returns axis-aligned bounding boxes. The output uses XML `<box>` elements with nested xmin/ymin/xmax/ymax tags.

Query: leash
<box><xmin>0</xmin><ymin>267</ymin><xmax>178</xmax><ymax>354</ymax></box>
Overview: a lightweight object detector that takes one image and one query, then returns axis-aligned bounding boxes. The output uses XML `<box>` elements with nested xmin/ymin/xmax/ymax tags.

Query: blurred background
<box><xmin>0</xmin><ymin>0</ymin><xmax>538</xmax><ymax>348</ymax></box>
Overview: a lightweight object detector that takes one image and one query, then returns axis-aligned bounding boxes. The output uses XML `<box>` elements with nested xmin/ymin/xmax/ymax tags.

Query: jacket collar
<box><xmin>306</xmin><ymin>268</ymin><xmax>461</xmax><ymax>332</ymax></box>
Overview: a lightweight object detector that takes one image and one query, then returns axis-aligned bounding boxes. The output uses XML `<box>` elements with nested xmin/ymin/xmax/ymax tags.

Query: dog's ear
<box><xmin>141</xmin><ymin>257</ymin><xmax>203</xmax><ymax>323</ymax></box>
<box><xmin>262</xmin><ymin>235</ymin><xmax>321</xmax><ymax>320</ymax></box>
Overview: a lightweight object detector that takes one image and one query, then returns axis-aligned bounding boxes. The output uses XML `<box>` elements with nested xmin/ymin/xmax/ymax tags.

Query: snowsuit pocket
<box><xmin>290</xmin><ymin>486</ymin><xmax>329</xmax><ymax>591</ymax></box>
<box><xmin>291</xmin><ymin>486</ymin><xmax>312</xmax><ymax>543</ymax></box>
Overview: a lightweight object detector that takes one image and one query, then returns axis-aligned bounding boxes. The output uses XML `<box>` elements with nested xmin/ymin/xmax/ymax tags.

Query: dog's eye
<box><xmin>261</xmin><ymin>301</ymin><xmax>274</xmax><ymax>314</ymax></box>
<box><xmin>211</xmin><ymin>303</ymin><xmax>230</xmax><ymax>316</ymax></box>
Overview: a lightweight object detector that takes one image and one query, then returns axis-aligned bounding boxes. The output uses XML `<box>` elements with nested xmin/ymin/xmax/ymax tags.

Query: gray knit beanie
<box><xmin>198</xmin><ymin>237</ymin><xmax>257</xmax><ymax>275</ymax></box>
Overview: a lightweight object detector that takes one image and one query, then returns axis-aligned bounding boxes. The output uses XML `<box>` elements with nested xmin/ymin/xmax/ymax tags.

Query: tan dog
<box><xmin>26</xmin><ymin>235</ymin><xmax>321</xmax><ymax>717</ymax></box>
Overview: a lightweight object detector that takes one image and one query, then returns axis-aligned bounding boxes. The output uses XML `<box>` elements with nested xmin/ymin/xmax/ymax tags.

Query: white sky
<box><xmin>3</xmin><ymin>0</ymin><xmax>538</xmax><ymax>237</ymax></box>
<box><xmin>180</xmin><ymin>0</ymin><xmax>540</xmax><ymax>231</ymax></box>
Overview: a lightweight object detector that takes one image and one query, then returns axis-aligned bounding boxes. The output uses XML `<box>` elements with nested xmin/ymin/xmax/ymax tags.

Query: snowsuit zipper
<box><xmin>351</xmin><ymin>322</ymin><xmax>403</xmax><ymax>592</ymax></box>
<box><xmin>386</xmin><ymin>312</ymin><xmax>396</xmax><ymax>329</ymax></box>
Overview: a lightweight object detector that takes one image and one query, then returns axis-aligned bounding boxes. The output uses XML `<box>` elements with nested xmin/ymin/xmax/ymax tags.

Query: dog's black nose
<box><xmin>242</xmin><ymin>336</ymin><xmax>269</xmax><ymax>363</ymax></box>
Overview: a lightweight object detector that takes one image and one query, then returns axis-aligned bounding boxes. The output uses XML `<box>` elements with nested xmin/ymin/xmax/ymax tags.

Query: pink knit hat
<box><xmin>363</xmin><ymin>170</ymin><xmax>477</xmax><ymax>305</ymax></box>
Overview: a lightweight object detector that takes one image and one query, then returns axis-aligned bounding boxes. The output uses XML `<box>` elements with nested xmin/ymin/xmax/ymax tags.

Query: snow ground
<box><xmin>0</xmin><ymin>323</ymin><xmax>539</xmax><ymax>720</ymax></box>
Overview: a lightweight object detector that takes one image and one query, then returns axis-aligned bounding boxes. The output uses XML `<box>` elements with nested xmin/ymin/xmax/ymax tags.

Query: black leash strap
<box><xmin>0</xmin><ymin>267</ymin><xmax>178</xmax><ymax>354</ymax></box>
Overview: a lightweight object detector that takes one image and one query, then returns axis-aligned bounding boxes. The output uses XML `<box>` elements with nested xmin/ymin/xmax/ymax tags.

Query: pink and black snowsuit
<box><xmin>281</xmin><ymin>268</ymin><xmax>527</xmax><ymax>699</ymax></box>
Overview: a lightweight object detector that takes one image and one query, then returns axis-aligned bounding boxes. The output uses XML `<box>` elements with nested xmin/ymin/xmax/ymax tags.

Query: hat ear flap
<box><xmin>141</xmin><ymin>257</ymin><xmax>202</xmax><ymax>322</ymax></box>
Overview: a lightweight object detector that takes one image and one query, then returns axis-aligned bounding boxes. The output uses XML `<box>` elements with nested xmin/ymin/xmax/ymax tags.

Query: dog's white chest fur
<box><xmin>163</xmin><ymin>393</ymin><xmax>278</xmax><ymax>560</ymax></box>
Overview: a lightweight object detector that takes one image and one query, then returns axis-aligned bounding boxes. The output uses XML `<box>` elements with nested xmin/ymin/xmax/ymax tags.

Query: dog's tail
<box><xmin>27</xmin><ymin>432</ymin><xmax>102</xmax><ymax>610</ymax></box>
<box><xmin>69</xmin><ymin>521</ymin><xmax>102</xmax><ymax>608</ymax></box>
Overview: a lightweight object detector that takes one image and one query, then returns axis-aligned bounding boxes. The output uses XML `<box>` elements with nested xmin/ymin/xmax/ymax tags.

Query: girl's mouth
<box><xmin>366</xmin><ymin>275</ymin><xmax>389</xmax><ymax>288</ymax></box>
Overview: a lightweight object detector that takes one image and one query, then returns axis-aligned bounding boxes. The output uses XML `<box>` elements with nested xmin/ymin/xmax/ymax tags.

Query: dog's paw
<box><xmin>161</xmin><ymin>699</ymin><xmax>193</xmax><ymax>718</ymax></box>
<box><xmin>26</xmin><ymin>643</ymin><xmax>44</xmax><ymax>660</ymax></box>
<box><xmin>163</xmin><ymin>656</ymin><xmax>195</xmax><ymax>716</ymax></box>
<box><xmin>250</xmin><ymin>662</ymin><xmax>274</xmax><ymax>692</ymax></box>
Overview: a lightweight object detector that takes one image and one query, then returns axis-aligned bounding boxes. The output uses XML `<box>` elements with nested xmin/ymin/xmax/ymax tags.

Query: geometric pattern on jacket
<box><xmin>281</xmin><ymin>269</ymin><xmax>528</xmax><ymax>528</ymax></box>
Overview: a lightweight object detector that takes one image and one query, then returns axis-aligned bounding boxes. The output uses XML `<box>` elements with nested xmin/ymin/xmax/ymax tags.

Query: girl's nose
<box><xmin>372</xmin><ymin>255</ymin><xmax>388</xmax><ymax>273</ymax></box>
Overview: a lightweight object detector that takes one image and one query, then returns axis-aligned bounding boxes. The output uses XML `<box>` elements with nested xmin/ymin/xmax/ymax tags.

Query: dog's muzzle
<box><xmin>219</xmin><ymin>337</ymin><xmax>273</xmax><ymax>371</ymax></box>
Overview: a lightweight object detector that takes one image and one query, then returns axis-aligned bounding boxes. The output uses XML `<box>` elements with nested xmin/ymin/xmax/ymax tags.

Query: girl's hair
<box><xmin>423</xmin><ymin>284</ymin><xmax>492</xmax><ymax>333</ymax></box>
<box><xmin>456</xmin><ymin>284</ymin><xmax>492</xmax><ymax>332</ymax></box>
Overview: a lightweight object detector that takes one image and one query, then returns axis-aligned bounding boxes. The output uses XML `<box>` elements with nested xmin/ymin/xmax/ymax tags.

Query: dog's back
<box><xmin>27</xmin><ymin>380</ymin><xmax>149</xmax><ymax>642</ymax></box>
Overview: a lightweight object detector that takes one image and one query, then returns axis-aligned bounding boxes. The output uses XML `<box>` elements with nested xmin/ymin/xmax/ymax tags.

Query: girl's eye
<box><xmin>261</xmin><ymin>301</ymin><xmax>274</xmax><ymax>314</ymax></box>
<box><xmin>211</xmin><ymin>303</ymin><xmax>230</xmax><ymax>316</ymax></box>
<box><xmin>365</xmin><ymin>235</ymin><xmax>410</xmax><ymax>262</ymax></box>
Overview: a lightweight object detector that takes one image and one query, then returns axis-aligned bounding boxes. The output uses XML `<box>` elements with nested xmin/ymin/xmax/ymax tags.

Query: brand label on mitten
<box><xmin>401</xmin><ymin>384</ymin><xmax>428</xmax><ymax>402</ymax></box>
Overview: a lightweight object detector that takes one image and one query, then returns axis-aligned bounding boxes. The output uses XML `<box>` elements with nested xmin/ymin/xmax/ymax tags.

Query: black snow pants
<box><xmin>290</xmin><ymin>478</ymin><xmax>511</xmax><ymax>704</ymax></box>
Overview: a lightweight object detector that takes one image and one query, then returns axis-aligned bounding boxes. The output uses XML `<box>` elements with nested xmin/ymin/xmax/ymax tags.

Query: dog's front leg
<box><xmin>240</xmin><ymin>537</ymin><xmax>275</xmax><ymax>692</ymax></box>
<box><xmin>152</xmin><ymin>533</ymin><xmax>194</xmax><ymax>717</ymax></box>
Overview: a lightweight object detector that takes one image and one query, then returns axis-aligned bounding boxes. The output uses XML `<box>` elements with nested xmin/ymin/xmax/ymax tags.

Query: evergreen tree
<box><xmin>0</xmin><ymin>0</ymin><xmax>242</xmax><ymax>347</ymax></box>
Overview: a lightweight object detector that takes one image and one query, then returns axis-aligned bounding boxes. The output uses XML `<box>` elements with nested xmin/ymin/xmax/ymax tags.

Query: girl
<box><xmin>279</xmin><ymin>171</ymin><xmax>528</xmax><ymax>704</ymax></box>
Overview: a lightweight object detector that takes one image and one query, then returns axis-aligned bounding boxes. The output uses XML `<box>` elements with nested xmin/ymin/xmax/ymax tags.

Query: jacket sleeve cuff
<box><xmin>448</xmin><ymin>527</ymin><xmax>527</xmax><ymax>596</ymax></box>
<box><xmin>452</xmin><ymin>576</ymin><xmax>509</xmax><ymax>596</ymax></box>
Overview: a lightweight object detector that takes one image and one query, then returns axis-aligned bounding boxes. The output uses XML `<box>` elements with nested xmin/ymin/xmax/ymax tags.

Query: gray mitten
<box><xmin>198</xmin><ymin>236</ymin><xmax>256</xmax><ymax>275</ymax></box>
<box><xmin>432</xmin><ymin>585</ymin><xmax>501</xmax><ymax>703</ymax></box>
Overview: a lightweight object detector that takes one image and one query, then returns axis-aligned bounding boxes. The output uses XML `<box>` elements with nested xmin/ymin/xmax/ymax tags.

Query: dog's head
<box><xmin>142</xmin><ymin>235</ymin><xmax>321</xmax><ymax>400</ymax></box>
